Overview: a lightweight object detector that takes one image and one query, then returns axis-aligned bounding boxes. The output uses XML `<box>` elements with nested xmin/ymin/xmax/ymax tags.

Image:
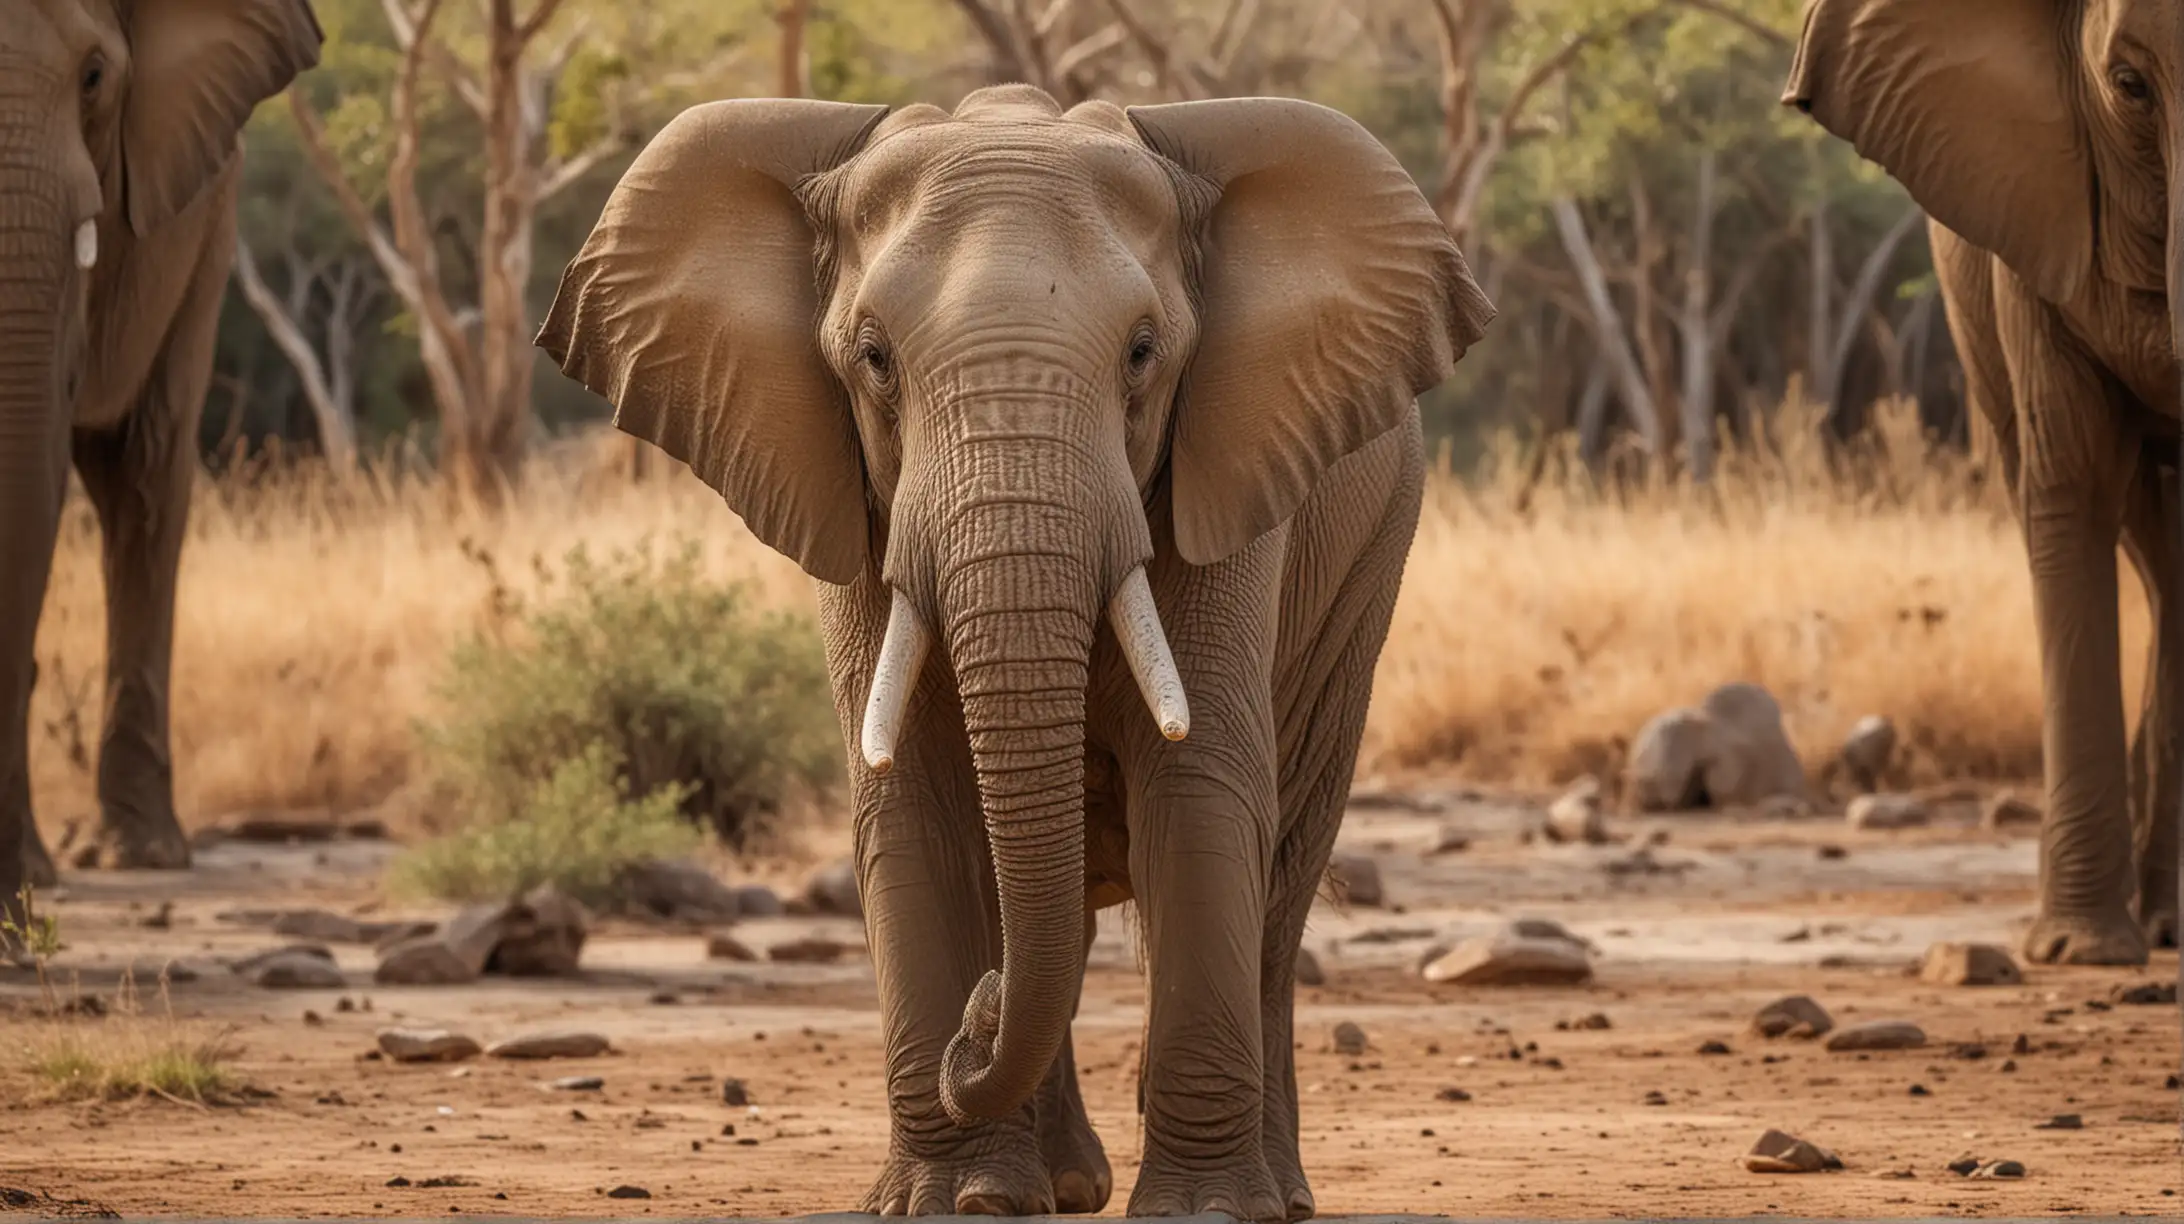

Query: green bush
<box><xmin>399</xmin><ymin>539</ymin><xmax>841</xmax><ymax>902</ymax></box>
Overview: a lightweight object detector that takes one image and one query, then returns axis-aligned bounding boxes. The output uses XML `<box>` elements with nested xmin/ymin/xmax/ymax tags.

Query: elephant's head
<box><xmin>542</xmin><ymin>86</ymin><xmax>1488</xmax><ymax>1122</ymax></box>
<box><xmin>0</xmin><ymin>0</ymin><xmax>319</xmax><ymax>426</ymax></box>
<box><xmin>1786</xmin><ymin>0</ymin><xmax>2184</xmax><ymax>382</ymax></box>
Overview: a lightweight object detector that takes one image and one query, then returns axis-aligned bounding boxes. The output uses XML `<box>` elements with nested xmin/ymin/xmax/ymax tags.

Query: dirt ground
<box><xmin>3</xmin><ymin>787</ymin><xmax>2179</xmax><ymax>1219</ymax></box>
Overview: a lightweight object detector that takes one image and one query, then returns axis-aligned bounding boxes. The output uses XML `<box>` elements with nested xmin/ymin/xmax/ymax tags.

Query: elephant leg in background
<box><xmin>0</xmin><ymin>412</ymin><xmax>70</xmax><ymax>922</ymax></box>
<box><xmin>63</xmin><ymin>225</ymin><xmax>233</xmax><ymax>872</ymax></box>
<box><xmin>1031</xmin><ymin>911</ymin><xmax>1110</xmax><ymax>1213</ymax></box>
<box><xmin>2007</xmin><ymin>300</ymin><xmax>2146</xmax><ymax>965</ymax></box>
<box><xmin>1118</xmin><ymin>533</ymin><xmax>1286</xmax><ymax>1224</ymax></box>
<box><xmin>2121</xmin><ymin>454</ymin><xmax>2181</xmax><ymax>949</ymax></box>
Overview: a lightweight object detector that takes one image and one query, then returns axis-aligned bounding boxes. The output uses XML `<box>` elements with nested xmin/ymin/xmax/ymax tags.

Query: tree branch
<box><xmin>285</xmin><ymin>89</ymin><xmax>415</xmax><ymax>301</ymax></box>
<box><xmin>380</xmin><ymin>0</ymin><xmax>487</xmax><ymax>116</ymax></box>
<box><xmin>539</xmin><ymin>133</ymin><xmax>625</xmax><ymax>201</ymax></box>
<box><xmin>1668</xmin><ymin>0</ymin><xmax>1791</xmax><ymax>48</ymax></box>
<box><xmin>516</xmin><ymin>0</ymin><xmax>570</xmax><ymax>47</ymax></box>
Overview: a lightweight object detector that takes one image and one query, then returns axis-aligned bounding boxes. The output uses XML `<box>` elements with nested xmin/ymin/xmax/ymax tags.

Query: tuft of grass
<box><xmin>14</xmin><ymin>974</ymin><xmax>242</xmax><ymax>1105</ymax></box>
<box><xmin>389</xmin><ymin>741</ymin><xmax>701</xmax><ymax>905</ymax></box>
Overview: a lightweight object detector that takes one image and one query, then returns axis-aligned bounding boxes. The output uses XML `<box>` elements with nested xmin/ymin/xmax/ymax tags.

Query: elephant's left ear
<box><xmin>1128</xmin><ymin>98</ymin><xmax>1493</xmax><ymax>567</ymax></box>
<box><xmin>123</xmin><ymin>0</ymin><xmax>325</xmax><ymax>236</ymax></box>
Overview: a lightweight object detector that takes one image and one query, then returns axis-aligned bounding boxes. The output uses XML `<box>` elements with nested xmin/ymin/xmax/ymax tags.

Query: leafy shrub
<box><xmin>401</xmin><ymin>538</ymin><xmax>840</xmax><ymax>901</ymax></box>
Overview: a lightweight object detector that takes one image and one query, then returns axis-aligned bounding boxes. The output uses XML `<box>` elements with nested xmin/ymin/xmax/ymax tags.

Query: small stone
<box><xmin>767</xmin><ymin>937</ymin><xmax>850</xmax><ymax>964</ymax></box>
<box><xmin>1697</xmin><ymin>1040</ymin><xmax>1731</xmax><ymax>1055</ymax></box>
<box><xmin>2166</xmin><ymin>1074</ymin><xmax>2180</xmax><ymax>1091</ymax></box>
<box><xmin>1570</xmin><ymin>1012</ymin><xmax>1611</xmax><ymax>1031</ymax></box>
<box><xmin>1908</xmin><ymin>1083</ymin><xmax>1930</xmax><ymax>1096</ymax></box>
<box><xmin>2110</xmin><ymin>981</ymin><xmax>2176</xmax><ymax>1005</ymax></box>
<box><xmin>2033</xmin><ymin>1113</ymin><xmax>2082</xmax><ymax>1130</ymax></box>
<box><xmin>1970</xmin><ymin>1160</ymin><xmax>2025</xmax><ymax>1180</ymax></box>
<box><xmin>303</xmin><ymin>1010</ymin><xmax>324</xmax><ymax>1026</ymax></box>
<box><xmin>1946</xmin><ymin>1157</ymin><xmax>1980</xmax><ymax>1176</ymax></box>
<box><xmin>2011</xmin><ymin>1033</ymin><xmax>2031</xmax><ymax>1055</ymax></box>
<box><xmin>1752</xmin><ymin>995</ymin><xmax>1835</xmax><ymax>1040</ymax></box>
<box><xmin>373</xmin><ymin>902</ymin><xmax>509</xmax><ymax>986</ymax></box>
<box><xmin>1435</xmin><ymin>1086</ymin><xmax>1471</xmax><ymax>1102</ymax></box>
<box><xmin>720</xmin><ymin>1078</ymin><xmax>750</xmax><ymax>1106</ymax></box>
<box><xmin>486</xmin><ymin>1031</ymin><xmax>612</xmax><ymax>1060</ymax></box>
<box><xmin>1816</xmin><ymin>844</ymin><xmax>1847</xmax><ymax>860</ymax></box>
<box><xmin>801</xmin><ymin>860</ymin><xmax>862</xmax><ymax>919</ymax></box>
<box><xmin>1328</xmin><ymin>854</ymin><xmax>1384</xmax><ymax>908</ymax></box>
<box><xmin>248</xmin><ymin>951</ymin><xmax>346</xmax><ymax>990</ymax></box>
<box><xmin>1543</xmin><ymin>776</ymin><xmax>1608</xmax><ymax>845</ymax></box>
<box><xmin>1642</xmin><ymin>1090</ymin><xmax>1668</xmax><ymax>1106</ymax></box>
<box><xmin>1824</xmin><ymin>1020</ymin><xmax>1926</xmax><ymax>1052</ymax></box>
<box><xmin>1428</xmin><ymin>826</ymin><xmax>1472</xmax><ymax>855</ymax></box>
<box><xmin>1920</xmin><ymin>942</ymin><xmax>2022</xmax><ymax>986</ymax></box>
<box><xmin>1999</xmin><ymin>1059</ymin><xmax>2017</xmax><ymax>1073</ymax></box>
<box><xmin>1420</xmin><ymin>935</ymin><xmax>1591</xmax><ymax>986</ymax></box>
<box><xmin>705</xmin><ymin>934</ymin><xmax>759</xmax><ymax>962</ymax></box>
<box><xmin>491</xmin><ymin>885</ymin><xmax>588</xmax><ymax>976</ymax></box>
<box><xmin>1981</xmin><ymin>793</ymin><xmax>2042</xmax><ymax>829</ymax></box>
<box><xmin>605</xmin><ymin>1185</ymin><xmax>651</xmax><ymax>1200</ymax></box>
<box><xmin>647</xmin><ymin>991</ymin><xmax>679</xmax><ymax>1005</ymax></box>
<box><xmin>1293</xmin><ymin>947</ymin><xmax>1325</xmax><ymax>988</ymax></box>
<box><xmin>1742</xmin><ymin>1127</ymin><xmax>1841</xmax><ymax>1174</ymax></box>
<box><xmin>611</xmin><ymin>859</ymin><xmax>743</xmax><ymax>922</ymax></box>
<box><xmin>1330</xmin><ymin>1021</ymin><xmax>1368</xmax><ymax>1056</ymax></box>
<box><xmin>548</xmin><ymin>1076</ymin><xmax>604</xmax><ymax>1091</ymax></box>
<box><xmin>730</xmin><ymin>885</ymin><xmax>783</xmax><ymax>919</ymax></box>
<box><xmin>1627</xmin><ymin>708</ymin><xmax>1714</xmax><ymax>811</ymax></box>
<box><xmin>1839</xmin><ymin>715</ymin><xmax>1897</xmax><ymax>791</ymax></box>
<box><xmin>385</xmin><ymin>1176</ymin><xmax>412</xmax><ymax>1188</ymax></box>
<box><xmin>1846</xmin><ymin>793</ymin><xmax>1928</xmax><ymax>830</ymax></box>
<box><xmin>377</xmin><ymin>1029</ymin><xmax>482</xmax><ymax>1063</ymax></box>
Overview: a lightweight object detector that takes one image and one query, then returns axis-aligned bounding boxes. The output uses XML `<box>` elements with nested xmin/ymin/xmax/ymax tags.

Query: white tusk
<box><xmin>1109</xmin><ymin>566</ymin><xmax>1189</xmax><ymax>742</ymax></box>
<box><xmin>74</xmin><ymin>220</ymin><xmax>97</xmax><ymax>271</ymax></box>
<box><xmin>860</xmin><ymin>588</ymin><xmax>931</xmax><ymax>775</ymax></box>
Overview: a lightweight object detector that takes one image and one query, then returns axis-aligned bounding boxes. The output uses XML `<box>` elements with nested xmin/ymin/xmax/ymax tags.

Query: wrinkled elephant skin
<box><xmin>538</xmin><ymin>87</ymin><xmax>1493</xmax><ymax>1219</ymax></box>
<box><xmin>0</xmin><ymin>0</ymin><xmax>322</xmax><ymax>924</ymax></box>
<box><xmin>1790</xmin><ymin>0</ymin><xmax>2184</xmax><ymax>964</ymax></box>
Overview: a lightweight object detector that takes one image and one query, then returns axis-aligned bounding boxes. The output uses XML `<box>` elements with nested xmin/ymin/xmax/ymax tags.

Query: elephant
<box><xmin>1787</xmin><ymin>0</ymin><xmax>2183</xmax><ymax>964</ymax></box>
<box><xmin>538</xmin><ymin>85</ymin><xmax>1492</xmax><ymax>1218</ymax></box>
<box><xmin>0</xmin><ymin>0</ymin><xmax>323</xmax><ymax>921</ymax></box>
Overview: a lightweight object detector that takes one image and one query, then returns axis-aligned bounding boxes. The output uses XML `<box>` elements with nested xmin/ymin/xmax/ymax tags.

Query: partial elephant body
<box><xmin>1789</xmin><ymin>0</ymin><xmax>2183</xmax><ymax>965</ymax></box>
<box><xmin>0</xmin><ymin>0</ymin><xmax>322</xmax><ymax>922</ymax></box>
<box><xmin>542</xmin><ymin>86</ymin><xmax>1489</xmax><ymax>1218</ymax></box>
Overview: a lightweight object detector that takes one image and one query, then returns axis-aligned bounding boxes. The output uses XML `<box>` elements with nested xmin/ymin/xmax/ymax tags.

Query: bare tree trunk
<box><xmin>1552</xmin><ymin>196</ymin><xmax>1664</xmax><ymax>459</ymax></box>
<box><xmin>1677</xmin><ymin>149</ymin><xmax>1719</xmax><ymax>482</ymax></box>
<box><xmin>1823</xmin><ymin>204</ymin><xmax>1925</xmax><ymax>435</ymax></box>
<box><xmin>1807</xmin><ymin>190</ymin><xmax>1832</xmax><ymax>403</ymax></box>
<box><xmin>1575</xmin><ymin>356</ymin><xmax>1613</xmax><ymax>474</ymax></box>
<box><xmin>231</xmin><ymin>239</ymin><xmax>359</xmax><ymax>473</ymax></box>
<box><xmin>777</xmin><ymin>0</ymin><xmax>809</xmax><ymax>98</ymax></box>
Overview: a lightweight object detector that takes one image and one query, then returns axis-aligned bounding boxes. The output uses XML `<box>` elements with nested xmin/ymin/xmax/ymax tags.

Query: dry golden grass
<box><xmin>6</xmin><ymin>969</ymin><xmax>241</xmax><ymax>1105</ymax></box>
<box><xmin>28</xmin><ymin>403</ymin><xmax>2149</xmax><ymax>837</ymax></box>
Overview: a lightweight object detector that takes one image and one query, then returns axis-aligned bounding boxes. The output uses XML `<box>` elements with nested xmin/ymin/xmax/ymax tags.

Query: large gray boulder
<box><xmin>1625</xmin><ymin>684</ymin><xmax>1808</xmax><ymax>812</ymax></box>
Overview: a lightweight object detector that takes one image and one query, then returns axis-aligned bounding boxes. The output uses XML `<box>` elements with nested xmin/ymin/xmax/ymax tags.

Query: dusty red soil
<box><xmin>3</xmin><ymin>793</ymin><xmax>2179</xmax><ymax>1218</ymax></box>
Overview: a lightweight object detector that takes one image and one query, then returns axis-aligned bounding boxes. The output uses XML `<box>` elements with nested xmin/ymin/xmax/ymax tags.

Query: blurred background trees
<box><xmin>212</xmin><ymin>0</ymin><xmax>1959</xmax><ymax>487</ymax></box>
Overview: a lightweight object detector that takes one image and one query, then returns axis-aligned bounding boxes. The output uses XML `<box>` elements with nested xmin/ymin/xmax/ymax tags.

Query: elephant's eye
<box><xmin>1125</xmin><ymin>328</ymin><xmax>1157</xmax><ymax>378</ymax></box>
<box><xmin>80</xmin><ymin>54</ymin><xmax>103</xmax><ymax>97</ymax></box>
<box><xmin>2110</xmin><ymin>64</ymin><xmax>2150</xmax><ymax>105</ymax></box>
<box><xmin>857</xmin><ymin>334</ymin><xmax>895</xmax><ymax>391</ymax></box>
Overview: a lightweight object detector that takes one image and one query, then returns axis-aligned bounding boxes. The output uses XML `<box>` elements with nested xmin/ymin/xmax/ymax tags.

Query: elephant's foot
<box><xmin>71</xmin><ymin>819</ymin><xmax>190</xmax><ymax>871</ymax></box>
<box><xmin>1262</xmin><ymin>1134</ymin><xmax>1314</xmax><ymax>1220</ymax></box>
<box><xmin>860</xmin><ymin>1131</ymin><xmax>1052</xmax><ymax>1217</ymax></box>
<box><xmin>2140</xmin><ymin>904</ymin><xmax>2178</xmax><ymax>950</ymax></box>
<box><xmin>1036</xmin><ymin>1099</ymin><xmax>1111</xmax><ymax>1212</ymax></box>
<box><xmin>2023</xmin><ymin>908</ymin><xmax>2149</xmax><ymax>966</ymax></box>
<box><xmin>1128</xmin><ymin>1142</ymin><xmax>1284</xmax><ymax>1222</ymax></box>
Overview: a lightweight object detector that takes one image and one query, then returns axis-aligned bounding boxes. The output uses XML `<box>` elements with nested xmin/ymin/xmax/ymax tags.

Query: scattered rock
<box><xmin>137</xmin><ymin>901</ymin><xmax>173</xmax><ymax>930</ymax></box>
<box><xmin>1945</xmin><ymin>1157</ymin><xmax>1981</xmax><ymax>1176</ymax></box>
<box><xmin>490</xmin><ymin>886</ymin><xmax>588</xmax><ymax>976</ymax></box>
<box><xmin>1969</xmin><ymin>1160</ymin><xmax>2026</xmax><ymax>1180</ymax></box>
<box><xmin>1981</xmin><ymin>793</ymin><xmax>2042</xmax><ymax>829</ymax></box>
<box><xmin>486</xmin><ymin>1031</ymin><xmax>611</xmax><ymax>1060</ymax></box>
<box><xmin>1908</xmin><ymin>1083</ymin><xmax>1930</xmax><ymax>1096</ymax></box>
<box><xmin>1920</xmin><ymin>942</ymin><xmax>2022</xmax><ymax>987</ymax></box>
<box><xmin>1543</xmin><ymin>776</ymin><xmax>1609</xmax><ymax>845</ymax></box>
<box><xmin>2033</xmin><ymin>1113</ymin><xmax>2082</xmax><ymax>1130</ymax></box>
<box><xmin>1428</xmin><ymin>826</ymin><xmax>1472</xmax><ymax>856</ymax></box>
<box><xmin>1421</xmin><ymin>934</ymin><xmax>1592</xmax><ymax>986</ymax></box>
<box><xmin>1752</xmin><ymin>995</ymin><xmax>1834</xmax><ymax>1040</ymax></box>
<box><xmin>1600</xmin><ymin>845</ymin><xmax>1696</xmax><ymax>878</ymax></box>
<box><xmin>768</xmin><ymin>937</ymin><xmax>850</xmax><ymax>964</ymax></box>
<box><xmin>1435</xmin><ymin>1086</ymin><xmax>1471</xmax><ymax>1102</ymax></box>
<box><xmin>801</xmin><ymin>860</ymin><xmax>862</xmax><ymax>919</ymax></box>
<box><xmin>705</xmin><ymin>934</ymin><xmax>758</xmax><ymax>962</ymax></box>
<box><xmin>605</xmin><ymin>1186</ymin><xmax>651</xmax><ymax>1200</ymax></box>
<box><xmin>1642</xmin><ymin>1090</ymin><xmax>1668</xmax><ymax>1106</ymax></box>
<box><xmin>242</xmin><ymin>948</ymin><xmax>345</xmax><ymax>990</ymax></box>
<box><xmin>1627</xmin><ymin>708</ymin><xmax>1715</xmax><ymax>810</ymax></box>
<box><xmin>1504</xmin><ymin>917</ymin><xmax>1595</xmax><ymax>951</ymax></box>
<box><xmin>377</xmin><ymin>1029</ymin><xmax>481</xmax><ymax>1063</ymax></box>
<box><xmin>731</xmin><ymin>885</ymin><xmax>783</xmax><ymax>919</ymax></box>
<box><xmin>1815</xmin><ymin>844</ymin><xmax>1848</xmax><ymax>860</ymax></box>
<box><xmin>1328</xmin><ymin>854</ymin><xmax>1384</xmax><ymax>908</ymax></box>
<box><xmin>1294</xmin><ymin>947</ymin><xmax>1325</xmax><ymax>987</ymax></box>
<box><xmin>1838</xmin><ymin>715</ymin><xmax>1897</xmax><ymax>792</ymax></box>
<box><xmin>231</xmin><ymin>943</ymin><xmax>335</xmax><ymax>975</ymax></box>
<box><xmin>374</xmin><ymin>904</ymin><xmax>510</xmax><ymax>986</ymax></box>
<box><xmin>1824</xmin><ymin>1020</ymin><xmax>1926</xmax><ymax>1052</ymax></box>
<box><xmin>1697</xmin><ymin>1040</ymin><xmax>1731</xmax><ymax>1055</ymax></box>
<box><xmin>1742</xmin><ymin>1128</ymin><xmax>1841</xmax><ymax>1174</ymax></box>
<box><xmin>720</xmin><ymin>1078</ymin><xmax>750</xmax><ymax>1106</ymax></box>
<box><xmin>612</xmin><ymin>859</ymin><xmax>743</xmax><ymax>923</ymax></box>
<box><xmin>2010</xmin><ymin>1033</ymin><xmax>2031</xmax><ymax>1055</ymax></box>
<box><xmin>2110</xmin><ymin>981</ymin><xmax>2176</xmax><ymax>1005</ymax></box>
<box><xmin>1701</xmin><ymin>684</ymin><xmax>1808</xmax><ymax>807</ymax></box>
<box><xmin>1846</xmin><ymin>793</ymin><xmax>1929</xmax><ymax>830</ymax></box>
<box><xmin>548</xmin><ymin>1076</ymin><xmax>604</xmax><ymax>1091</ymax></box>
<box><xmin>1330</xmin><ymin>1021</ymin><xmax>1368</xmax><ymax>1056</ymax></box>
<box><xmin>1568</xmin><ymin>1012</ymin><xmax>1612</xmax><ymax>1031</ymax></box>
<box><xmin>415</xmin><ymin>1176</ymin><xmax>477</xmax><ymax>1189</ymax></box>
<box><xmin>269</xmin><ymin>909</ymin><xmax>375</xmax><ymax>943</ymax></box>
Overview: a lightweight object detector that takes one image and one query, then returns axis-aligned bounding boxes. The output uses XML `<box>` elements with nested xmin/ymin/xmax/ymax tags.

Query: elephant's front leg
<box><xmin>2010</xmin><ymin>342</ymin><xmax>2144</xmax><ymax>964</ymax></box>
<box><xmin>0</xmin><ymin>413</ymin><xmax>71</xmax><ymax>925</ymax></box>
<box><xmin>2122</xmin><ymin>455</ymin><xmax>2180</xmax><ymax>949</ymax></box>
<box><xmin>1032</xmin><ymin>910</ymin><xmax>1111</xmax><ymax>1213</ymax></box>
<box><xmin>1114</xmin><ymin>547</ymin><xmax>1286</xmax><ymax>1223</ymax></box>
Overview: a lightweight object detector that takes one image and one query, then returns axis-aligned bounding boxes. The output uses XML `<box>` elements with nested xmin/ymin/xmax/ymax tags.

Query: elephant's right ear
<box><xmin>1783</xmin><ymin>0</ymin><xmax>2093</xmax><ymax>302</ymax></box>
<box><xmin>537</xmin><ymin>100</ymin><xmax>889</xmax><ymax>586</ymax></box>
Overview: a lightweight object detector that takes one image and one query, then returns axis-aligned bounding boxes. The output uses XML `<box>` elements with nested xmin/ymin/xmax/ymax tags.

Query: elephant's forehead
<box><xmin>841</xmin><ymin>117</ymin><xmax>1177</xmax><ymax>252</ymax></box>
<box><xmin>1</xmin><ymin>0</ymin><xmax>104</xmax><ymax>64</ymax></box>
